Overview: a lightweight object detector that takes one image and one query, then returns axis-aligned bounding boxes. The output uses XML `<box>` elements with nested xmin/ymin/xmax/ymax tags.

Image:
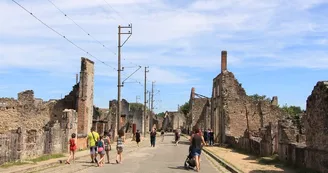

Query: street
<box><xmin>36</xmin><ymin>134</ymin><xmax>220</xmax><ymax>173</ymax></box>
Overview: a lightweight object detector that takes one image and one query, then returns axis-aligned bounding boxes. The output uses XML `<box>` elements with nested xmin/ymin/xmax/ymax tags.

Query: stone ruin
<box><xmin>278</xmin><ymin>81</ymin><xmax>328</xmax><ymax>172</ymax></box>
<box><xmin>211</xmin><ymin>51</ymin><xmax>286</xmax><ymax>149</ymax></box>
<box><xmin>187</xmin><ymin>87</ymin><xmax>211</xmax><ymax>132</ymax></box>
<box><xmin>0</xmin><ymin>57</ymin><xmax>94</xmax><ymax>164</ymax></box>
<box><xmin>107</xmin><ymin>99</ymin><xmax>144</xmax><ymax>139</ymax></box>
<box><xmin>210</xmin><ymin>50</ymin><xmax>328</xmax><ymax>172</ymax></box>
<box><xmin>162</xmin><ymin>111</ymin><xmax>186</xmax><ymax>132</ymax></box>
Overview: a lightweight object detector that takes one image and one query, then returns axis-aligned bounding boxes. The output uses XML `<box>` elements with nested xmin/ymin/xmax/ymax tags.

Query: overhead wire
<box><xmin>47</xmin><ymin>0</ymin><xmax>117</xmax><ymax>55</ymax></box>
<box><xmin>12</xmin><ymin>0</ymin><xmax>117</xmax><ymax>71</ymax></box>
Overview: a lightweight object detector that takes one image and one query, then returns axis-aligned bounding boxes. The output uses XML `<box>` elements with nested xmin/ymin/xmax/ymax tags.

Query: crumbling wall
<box><xmin>77</xmin><ymin>57</ymin><xmax>94</xmax><ymax>135</ymax></box>
<box><xmin>304</xmin><ymin>81</ymin><xmax>328</xmax><ymax>151</ymax></box>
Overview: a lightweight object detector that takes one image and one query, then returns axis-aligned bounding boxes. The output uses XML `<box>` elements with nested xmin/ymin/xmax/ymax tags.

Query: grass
<box><xmin>257</xmin><ymin>154</ymin><xmax>281</xmax><ymax>165</ymax></box>
<box><xmin>29</xmin><ymin>153</ymin><xmax>65</xmax><ymax>163</ymax></box>
<box><xmin>0</xmin><ymin>161</ymin><xmax>30</xmax><ymax>168</ymax></box>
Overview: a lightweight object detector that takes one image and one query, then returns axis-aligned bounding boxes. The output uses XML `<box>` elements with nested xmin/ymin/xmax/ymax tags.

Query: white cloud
<box><xmin>1</xmin><ymin>0</ymin><xmax>328</xmax><ymax>88</ymax></box>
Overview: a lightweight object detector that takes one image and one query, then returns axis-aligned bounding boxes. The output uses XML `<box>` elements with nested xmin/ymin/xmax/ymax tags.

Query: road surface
<box><xmin>35</xmin><ymin>133</ymin><xmax>223</xmax><ymax>173</ymax></box>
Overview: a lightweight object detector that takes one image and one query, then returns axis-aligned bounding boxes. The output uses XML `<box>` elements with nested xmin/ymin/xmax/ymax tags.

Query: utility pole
<box><xmin>143</xmin><ymin>66</ymin><xmax>149</xmax><ymax>137</ymax></box>
<box><xmin>116</xmin><ymin>24</ymin><xmax>132</xmax><ymax>136</ymax></box>
<box><xmin>148</xmin><ymin>90</ymin><xmax>151</xmax><ymax>131</ymax></box>
<box><xmin>150</xmin><ymin>81</ymin><xmax>155</xmax><ymax>130</ymax></box>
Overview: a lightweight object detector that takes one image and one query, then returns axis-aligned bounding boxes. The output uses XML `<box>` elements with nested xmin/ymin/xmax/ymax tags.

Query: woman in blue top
<box><xmin>97</xmin><ymin>136</ymin><xmax>105</xmax><ymax>167</ymax></box>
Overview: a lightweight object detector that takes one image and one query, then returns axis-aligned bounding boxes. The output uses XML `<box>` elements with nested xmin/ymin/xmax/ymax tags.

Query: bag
<box><xmin>98</xmin><ymin>147</ymin><xmax>104</xmax><ymax>152</ymax></box>
<box><xmin>91</xmin><ymin>132</ymin><xmax>98</xmax><ymax>146</ymax></box>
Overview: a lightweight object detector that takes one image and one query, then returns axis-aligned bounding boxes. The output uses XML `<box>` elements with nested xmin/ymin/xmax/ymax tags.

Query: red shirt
<box><xmin>69</xmin><ymin>138</ymin><xmax>76</xmax><ymax>151</ymax></box>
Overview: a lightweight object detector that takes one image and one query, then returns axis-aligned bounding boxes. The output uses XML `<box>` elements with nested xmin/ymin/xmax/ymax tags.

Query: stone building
<box><xmin>278</xmin><ymin>81</ymin><xmax>328</xmax><ymax>172</ymax></box>
<box><xmin>77</xmin><ymin>57</ymin><xmax>94</xmax><ymax>136</ymax></box>
<box><xmin>0</xmin><ymin>91</ymin><xmax>78</xmax><ymax>164</ymax></box>
<box><xmin>211</xmin><ymin>51</ymin><xmax>286</xmax><ymax>144</ymax></box>
<box><xmin>187</xmin><ymin>88</ymin><xmax>211</xmax><ymax>132</ymax></box>
<box><xmin>108</xmin><ymin>99</ymin><xmax>143</xmax><ymax>138</ymax></box>
<box><xmin>162</xmin><ymin>111</ymin><xmax>186</xmax><ymax>131</ymax></box>
<box><xmin>0</xmin><ymin>57</ymin><xmax>94</xmax><ymax>164</ymax></box>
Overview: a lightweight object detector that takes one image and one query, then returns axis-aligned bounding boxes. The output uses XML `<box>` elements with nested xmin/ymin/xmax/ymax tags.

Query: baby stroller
<box><xmin>184</xmin><ymin>146</ymin><xmax>196</xmax><ymax>169</ymax></box>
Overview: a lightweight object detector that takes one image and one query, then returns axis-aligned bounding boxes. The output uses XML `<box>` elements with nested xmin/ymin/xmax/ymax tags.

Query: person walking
<box><xmin>96</xmin><ymin>136</ymin><xmax>105</xmax><ymax>167</ymax></box>
<box><xmin>136</xmin><ymin>130</ymin><xmax>141</xmax><ymax>147</ymax></box>
<box><xmin>65</xmin><ymin>133</ymin><xmax>76</xmax><ymax>164</ymax></box>
<box><xmin>103</xmin><ymin>131</ymin><xmax>111</xmax><ymax>164</ymax></box>
<box><xmin>203</xmin><ymin>129</ymin><xmax>208</xmax><ymax>145</ymax></box>
<box><xmin>209</xmin><ymin>129</ymin><xmax>214</xmax><ymax>146</ymax></box>
<box><xmin>87</xmin><ymin>127</ymin><xmax>99</xmax><ymax>163</ymax></box>
<box><xmin>116</xmin><ymin>129</ymin><xmax>125</xmax><ymax>164</ymax></box>
<box><xmin>189</xmin><ymin>127</ymin><xmax>206</xmax><ymax>172</ymax></box>
<box><xmin>150</xmin><ymin>128</ymin><xmax>156</xmax><ymax>147</ymax></box>
<box><xmin>161</xmin><ymin>130</ymin><xmax>165</xmax><ymax>142</ymax></box>
<box><xmin>175</xmin><ymin>129</ymin><xmax>181</xmax><ymax>146</ymax></box>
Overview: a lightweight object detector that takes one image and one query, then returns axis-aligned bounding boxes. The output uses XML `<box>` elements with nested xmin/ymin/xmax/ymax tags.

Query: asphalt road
<box><xmin>36</xmin><ymin>134</ymin><xmax>219</xmax><ymax>173</ymax></box>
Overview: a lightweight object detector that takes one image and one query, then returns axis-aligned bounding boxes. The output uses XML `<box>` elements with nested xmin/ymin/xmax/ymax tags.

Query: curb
<box><xmin>7</xmin><ymin>151</ymin><xmax>90</xmax><ymax>173</ymax></box>
<box><xmin>202</xmin><ymin>148</ymin><xmax>243</xmax><ymax>173</ymax></box>
<box><xmin>181</xmin><ymin>134</ymin><xmax>242</xmax><ymax>173</ymax></box>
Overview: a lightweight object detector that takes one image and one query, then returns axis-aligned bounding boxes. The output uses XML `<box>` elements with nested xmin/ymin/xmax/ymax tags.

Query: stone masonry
<box><xmin>0</xmin><ymin>57</ymin><xmax>94</xmax><ymax>164</ymax></box>
<box><xmin>211</xmin><ymin>51</ymin><xmax>286</xmax><ymax>144</ymax></box>
<box><xmin>187</xmin><ymin>88</ymin><xmax>211</xmax><ymax>132</ymax></box>
<box><xmin>77</xmin><ymin>57</ymin><xmax>94</xmax><ymax>135</ymax></box>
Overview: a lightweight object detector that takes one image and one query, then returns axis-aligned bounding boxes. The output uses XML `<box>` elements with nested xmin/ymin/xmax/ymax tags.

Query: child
<box><xmin>116</xmin><ymin>129</ymin><xmax>125</xmax><ymax>164</ymax></box>
<box><xmin>103</xmin><ymin>131</ymin><xmax>111</xmax><ymax>164</ymax></box>
<box><xmin>96</xmin><ymin>136</ymin><xmax>105</xmax><ymax>167</ymax></box>
<box><xmin>66</xmin><ymin>133</ymin><xmax>76</xmax><ymax>164</ymax></box>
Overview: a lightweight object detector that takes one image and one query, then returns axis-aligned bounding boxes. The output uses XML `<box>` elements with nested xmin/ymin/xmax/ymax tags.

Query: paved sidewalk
<box><xmin>0</xmin><ymin>137</ymin><xmax>148</xmax><ymax>173</ymax></box>
<box><xmin>205</xmin><ymin>147</ymin><xmax>296</xmax><ymax>173</ymax></box>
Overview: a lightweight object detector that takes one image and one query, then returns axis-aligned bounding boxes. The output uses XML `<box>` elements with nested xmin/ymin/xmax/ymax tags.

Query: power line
<box><xmin>47</xmin><ymin>0</ymin><xmax>117</xmax><ymax>55</ymax></box>
<box><xmin>103</xmin><ymin>0</ymin><xmax>125</xmax><ymax>21</ymax></box>
<box><xmin>12</xmin><ymin>0</ymin><xmax>117</xmax><ymax>71</ymax></box>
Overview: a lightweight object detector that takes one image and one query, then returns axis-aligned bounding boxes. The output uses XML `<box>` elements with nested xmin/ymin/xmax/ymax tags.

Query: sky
<box><xmin>1</xmin><ymin>0</ymin><xmax>328</xmax><ymax>113</ymax></box>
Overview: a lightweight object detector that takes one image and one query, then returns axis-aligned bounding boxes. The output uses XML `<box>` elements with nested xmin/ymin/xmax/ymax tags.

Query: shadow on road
<box><xmin>168</xmin><ymin>166</ymin><xmax>187</xmax><ymax>170</ymax></box>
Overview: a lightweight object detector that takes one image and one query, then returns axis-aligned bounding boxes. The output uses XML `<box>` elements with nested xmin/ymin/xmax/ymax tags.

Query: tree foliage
<box><xmin>179</xmin><ymin>102</ymin><xmax>190</xmax><ymax>115</ymax></box>
<box><xmin>248</xmin><ymin>94</ymin><xmax>271</xmax><ymax>102</ymax></box>
<box><xmin>280</xmin><ymin>104</ymin><xmax>303</xmax><ymax>118</ymax></box>
<box><xmin>129</xmin><ymin>103</ymin><xmax>145</xmax><ymax>112</ymax></box>
<box><xmin>156</xmin><ymin>112</ymin><xmax>165</xmax><ymax>117</ymax></box>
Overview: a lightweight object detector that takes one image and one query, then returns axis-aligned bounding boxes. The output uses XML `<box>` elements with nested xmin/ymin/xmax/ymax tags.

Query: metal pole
<box><xmin>148</xmin><ymin>90</ymin><xmax>151</xmax><ymax>131</ymax></box>
<box><xmin>117</xmin><ymin>25</ymin><xmax>122</xmax><ymax>136</ymax></box>
<box><xmin>150</xmin><ymin>81</ymin><xmax>154</xmax><ymax>130</ymax></box>
<box><xmin>143</xmin><ymin>67</ymin><xmax>149</xmax><ymax>137</ymax></box>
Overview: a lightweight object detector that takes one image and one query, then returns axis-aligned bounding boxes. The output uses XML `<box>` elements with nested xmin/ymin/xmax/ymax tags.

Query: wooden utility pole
<box><xmin>116</xmin><ymin>24</ymin><xmax>132</xmax><ymax>136</ymax></box>
<box><xmin>143</xmin><ymin>66</ymin><xmax>149</xmax><ymax>137</ymax></box>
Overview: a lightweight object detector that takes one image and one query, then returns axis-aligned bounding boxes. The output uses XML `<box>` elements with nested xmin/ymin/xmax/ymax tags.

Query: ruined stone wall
<box><xmin>77</xmin><ymin>57</ymin><xmax>94</xmax><ymax>135</ymax></box>
<box><xmin>132</xmin><ymin>108</ymin><xmax>143</xmax><ymax>132</ymax></box>
<box><xmin>278</xmin><ymin>81</ymin><xmax>328</xmax><ymax>173</ymax></box>
<box><xmin>304</xmin><ymin>81</ymin><xmax>328</xmax><ymax>151</ymax></box>
<box><xmin>190</xmin><ymin>98</ymin><xmax>209</xmax><ymax>129</ymax></box>
<box><xmin>211</xmin><ymin>51</ymin><xmax>286</xmax><ymax>145</ymax></box>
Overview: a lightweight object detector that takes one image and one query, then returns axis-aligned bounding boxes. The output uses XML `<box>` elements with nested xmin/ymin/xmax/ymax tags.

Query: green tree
<box><xmin>156</xmin><ymin>112</ymin><xmax>165</xmax><ymax>117</ymax></box>
<box><xmin>129</xmin><ymin>103</ymin><xmax>145</xmax><ymax>112</ymax></box>
<box><xmin>179</xmin><ymin>102</ymin><xmax>190</xmax><ymax>116</ymax></box>
<box><xmin>248</xmin><ymin>94</ymin><xmax>271</xmax><ymax>102</ymax></box>
<box><xmin>280</xmin><ymin>104</ymin><xmax>303</xmax><ymax>118</ymax></box>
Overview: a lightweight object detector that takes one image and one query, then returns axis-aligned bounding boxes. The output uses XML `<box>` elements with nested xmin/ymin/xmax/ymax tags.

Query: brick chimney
<box><xmin>221</xmin><ymin>50</ymin><xmax>227</xmax><ymax>72</ymax></box>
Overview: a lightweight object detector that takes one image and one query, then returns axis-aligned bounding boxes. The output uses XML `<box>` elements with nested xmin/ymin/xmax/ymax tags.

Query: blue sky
<box><xmin>1</xmin><ymin>0</ymin><xmax>328</xmax><ymax>113</ymax></box>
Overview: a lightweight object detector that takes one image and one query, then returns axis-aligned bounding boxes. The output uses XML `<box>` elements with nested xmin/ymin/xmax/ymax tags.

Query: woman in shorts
<box><xmin>96</xmin><ymin>136</ymin><xmax>105</xmax><ymax>167</ymax></box>
<box><xmin>116</xmin><ymin>129</ymin><xmax>125</xmax><ymax>164</ymax></box>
